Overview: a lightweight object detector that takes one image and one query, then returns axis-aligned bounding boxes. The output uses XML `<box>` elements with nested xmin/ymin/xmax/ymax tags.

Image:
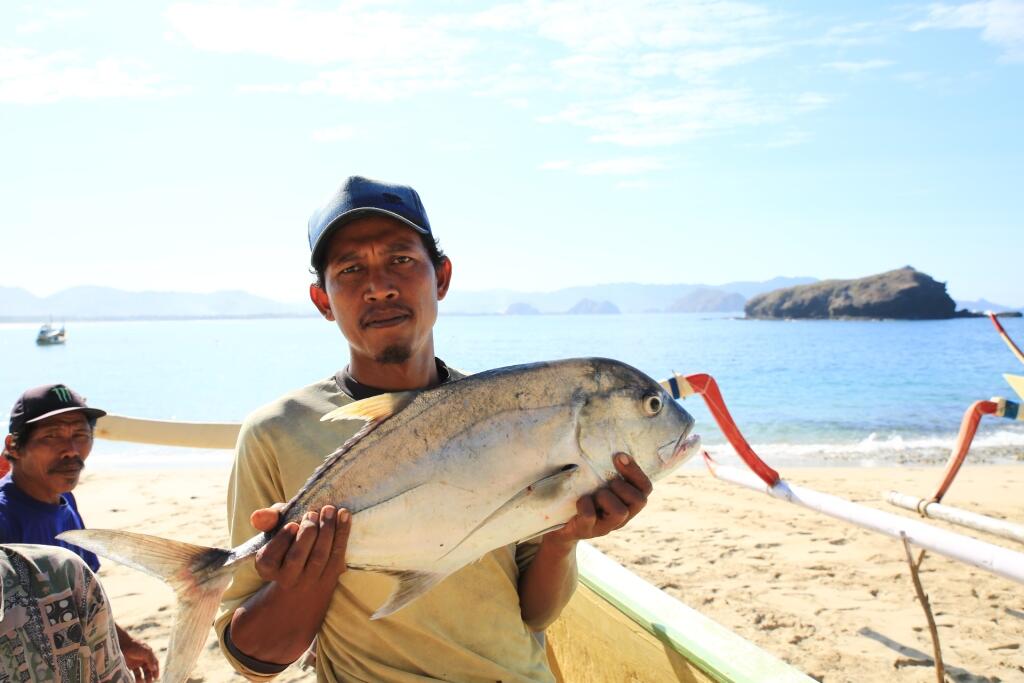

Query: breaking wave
<box><xmin>697</xmin><ymin>428</ymin><xmax>1024</xmax><ymax>467</ymax></box>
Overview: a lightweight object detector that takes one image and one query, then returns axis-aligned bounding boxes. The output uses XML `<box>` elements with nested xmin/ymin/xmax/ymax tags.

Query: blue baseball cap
<box><xmin>308</xmin><ymin>176</ymin><xmax>432</xmax><ymax>268</ymax></box>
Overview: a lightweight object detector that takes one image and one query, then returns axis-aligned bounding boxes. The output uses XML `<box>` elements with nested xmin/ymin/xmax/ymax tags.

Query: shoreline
<box><xmin>71</xmin><ymin>463</ymin><xmax>1023</xmax><ymax>682</ymax></box>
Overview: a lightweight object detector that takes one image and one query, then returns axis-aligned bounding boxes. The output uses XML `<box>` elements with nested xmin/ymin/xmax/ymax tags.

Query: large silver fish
<box><xmin>60</xmin><ymin>358</ymin><xmax>700</xmax><ymax>682</ymax></box>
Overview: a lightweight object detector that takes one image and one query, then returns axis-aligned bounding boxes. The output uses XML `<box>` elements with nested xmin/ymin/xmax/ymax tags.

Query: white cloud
<box><xmin>825</xmin><ymin>59</ymin><xmax>894</xmax><ymax>73</ymax></box>
<box><xmin>544</xmin><ymin>88</ymin><xmax>799</xmax><ymax>146</ymax></box>
<box><xmin>311</xmin><ymin>124</ymin><xmax>356</xmax><ymax>143</ymax></box>
<box><xmin>0</xmin><ymin>48</ymin><xmax>168</xmax><ymax>104</ymax></box>
<box><xmin>166</xmin><ymin>3</ymin><xmax>460</xmax><ymax>65</ymax></box>
<box><xmin>166</xmin><ymin>1</ymin><xmax>828</xmax><ymax>145</ymax></box>
<box><xmin>615</xmin><ymin>179</ymin><xmax>652</xmax><ymax>189</ymax></box>
<box><xmin>913</xmin><ymin>0</ymin><xmax>1024</xmax><ymax>62</ymax></box>
<box><xmin>167</xmin><ymin>2</ymin><xmax>476</xmax><ymax>101</ymax></box>
<box><xmin>540</xmin><ymin>157</ymin><xmax>666</xmax><ymax>175</ymax></box>
<box><xmin>795</xmin><ymin>92</ymin><xmax>831</xmax><ymax>110</ymax></box>
<box><xmin>757</xmin><ymin>129</ymin><xmax>812</xmax><ymax>148</ymax></box>
<box><xmin>578</xmin><ymin>157</ymin><xmax>666</xmax><ymax>175</ymax></box>
<box><xmin>518</xmin><ymin>0</ymin><xmax>778</xmax><ymax>53</ymax></box>
<box><xmin>816</xmin><ymin>22</ymin><xmax>887</xmax><ymax>47</ymax></box>
<box><xmin>16</xmin><ymin>8</ymin><xmax>87</xmax><ymax>34</ymax></box>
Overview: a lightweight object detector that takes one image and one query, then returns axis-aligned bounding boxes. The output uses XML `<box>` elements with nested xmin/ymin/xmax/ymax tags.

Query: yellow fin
<box><xmin>321</xmin><ymin>391</ymin><xmax>417</xmax><ymax>423</ymax></box>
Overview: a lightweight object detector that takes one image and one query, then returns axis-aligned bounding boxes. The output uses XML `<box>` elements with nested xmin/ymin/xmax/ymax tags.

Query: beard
<box><xmin>375</xmin><ymin>344</ymin><xmax>412</xmax><ymax>364</ymax></box>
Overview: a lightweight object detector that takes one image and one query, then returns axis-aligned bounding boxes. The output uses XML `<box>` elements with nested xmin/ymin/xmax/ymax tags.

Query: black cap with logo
<box><xmin>7</xmin><ymin>384</ymin><xmax>107</xmax><ymax>437</ymax></box>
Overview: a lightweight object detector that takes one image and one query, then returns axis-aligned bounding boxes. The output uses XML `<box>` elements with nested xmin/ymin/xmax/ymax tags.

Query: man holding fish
<box><xmin>215</xmin><ymin>176</ymin><xmax>664</xmax><ymax>682</ymax></box>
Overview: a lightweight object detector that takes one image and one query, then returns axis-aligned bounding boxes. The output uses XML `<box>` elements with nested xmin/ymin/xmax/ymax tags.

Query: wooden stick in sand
<box><xmin>900</xmin><ymin>533</ymin><xmax>945</xmax><ymax>683</ymax></box>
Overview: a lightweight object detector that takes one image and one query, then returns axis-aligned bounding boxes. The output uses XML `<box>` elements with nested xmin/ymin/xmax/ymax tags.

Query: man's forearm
<box><xmin>114</xmin><ymin>623</ymin><xmax>130</xmax><ymax>648</ymax></box>
<box><xmin>229</xmin><ymin>578</ymin><xmax>337</xmax><ymax>666</ymax></box>
<box><xmin>517</xmin><ymin>537</ymin><xmax>579</xmax><ymax>631</ymax></box>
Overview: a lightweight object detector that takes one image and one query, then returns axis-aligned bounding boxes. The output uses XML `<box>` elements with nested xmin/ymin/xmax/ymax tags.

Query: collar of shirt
<box><xmin>334</xmin><ymin>357</ymin><xmax>452</xmax><ymax>400</ymax></box>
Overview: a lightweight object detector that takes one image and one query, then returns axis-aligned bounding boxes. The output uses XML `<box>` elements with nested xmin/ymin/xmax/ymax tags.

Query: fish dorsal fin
<box><xmin>321</xmin><ymin>391</ymin><xmax>417</xmax><ymax>424</ymax></box>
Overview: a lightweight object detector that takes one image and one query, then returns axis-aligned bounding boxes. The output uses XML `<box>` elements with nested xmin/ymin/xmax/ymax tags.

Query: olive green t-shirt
<box><xmin>214</xmin><ymin>368</ymin><xmax>555</xmax><ymax>683</ymax></box>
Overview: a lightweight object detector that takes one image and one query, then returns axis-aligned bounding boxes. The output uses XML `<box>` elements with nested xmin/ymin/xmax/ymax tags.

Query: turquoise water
<box><xmin>1</xmin><ymin>314</ymin><xmax>1022</xmax><ymax>469</ymax></box>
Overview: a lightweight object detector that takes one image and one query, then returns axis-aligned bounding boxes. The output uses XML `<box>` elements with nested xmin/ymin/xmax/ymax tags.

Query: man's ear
<box><xmin>3</xmin><ymin>434</ymin><xmax>18</xmax><ymax>461</ymax></box>
<box><xmin>436</xmin><ymin>258</ymin><xmax>453</xmax><ymax>301</ymax></box>
<box><xmin>309</xmin><ymin>284</ymin><xmax>336</xmax><ymax>321</ymax></box>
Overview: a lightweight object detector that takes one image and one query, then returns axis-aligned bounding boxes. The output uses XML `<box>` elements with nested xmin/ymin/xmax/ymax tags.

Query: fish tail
<box><xmin>59</xmin><ymin>528</ymin><xmax>234</xmax><ymax>683</ymax></box>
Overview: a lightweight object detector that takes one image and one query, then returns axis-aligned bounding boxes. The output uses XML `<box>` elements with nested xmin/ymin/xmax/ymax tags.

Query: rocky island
<box><xmin>745</xmin><ymin>267</ymin><xmax>965</xmax><ymax>320</ymax></box>
<box><xmin>567</xmin><ymin>298</ymin><xmax>620</xmax><ymax>315</ymax></box>
<box><xmin>504</xmin><ymin>302</ymin><xmax>540</xmax><ymax>315</ymax></box>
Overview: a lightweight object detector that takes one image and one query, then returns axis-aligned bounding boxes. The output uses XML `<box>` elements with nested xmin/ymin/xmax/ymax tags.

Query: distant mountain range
<box><xmin>1</xmin><ymin>280</ymin><xmax>1015</xmax><ymax>321</ymax></box>
<box><xmin>954</xmin><ymin>298</ymin><xmax>1018</xmax><ymax>313</ymax></box>
<box><xmin>440</xmin><ymin>277</ymin><xmax>817</xmax><ymax>314</ymax></box>
<box><xmin>0</xmin><ymin>286</ymin><xmax>308</xmax><ymax>320</ymax></box>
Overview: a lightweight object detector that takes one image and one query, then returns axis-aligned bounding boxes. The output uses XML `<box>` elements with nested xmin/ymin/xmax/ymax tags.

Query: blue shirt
<box><xmin>0</xmin><ymin>473</ymin><xmax>100</xmax><ymax>572</ymax></box>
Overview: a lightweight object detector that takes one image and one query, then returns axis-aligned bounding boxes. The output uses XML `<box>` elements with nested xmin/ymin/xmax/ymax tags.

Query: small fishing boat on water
<box><xmin>35</xmin><ymin>322</ymin><xmax>66</xmax><ymax>345</ymax></box>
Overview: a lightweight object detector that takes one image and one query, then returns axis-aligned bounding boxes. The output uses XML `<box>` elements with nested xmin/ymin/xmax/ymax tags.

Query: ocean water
<box><xmin>1</xmin><ymin>314</ymin><xmax>1022</xmax><ymax>470</ymax></box>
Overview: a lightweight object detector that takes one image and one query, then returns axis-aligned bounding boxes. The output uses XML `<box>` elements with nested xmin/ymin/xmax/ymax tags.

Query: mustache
<box><xmin>360</xmin><ymin>304</ymin><xmax>413</xmax><ymax>327</ymax></box>
<box><xmin>49</xmin><ymin>458</ymin><xmax>85</xmax><ymax>474</ymax></box>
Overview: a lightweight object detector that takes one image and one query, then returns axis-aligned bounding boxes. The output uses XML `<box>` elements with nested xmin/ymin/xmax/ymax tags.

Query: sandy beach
<box><xmin>74</xmin><ymin>462</ymin><xmax>1023</xmax><ymax>683</ymax></box>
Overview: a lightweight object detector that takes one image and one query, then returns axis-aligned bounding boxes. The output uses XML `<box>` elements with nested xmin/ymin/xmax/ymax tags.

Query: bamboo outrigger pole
<box><xmin>885</xmin><ymin>491</ymin><xmax>1024</xmax><ymax>546</ymax></box>
<box><xmin>927</xmin><ymin>313</ymin><xmax>1024</xmax><ymax>503</ymax></box>
<box><xmin>930</xmin><ymin>397</ymin><xmax>1018</xmax><ymax>503</ymax></box>
<box><xmin>658</xmin><ymin>371</ymin><xmax>1024</xmax><ymax>586</ymax></box>
<box><xmin>989</xmin><ymin>311</ymin><xmax>1024</xmax><ymax>366</ymax></box>
<box><xmin>710</xmin><ymin>460</ymin><xmax>1024</xmax><ymax>584</ymax></box>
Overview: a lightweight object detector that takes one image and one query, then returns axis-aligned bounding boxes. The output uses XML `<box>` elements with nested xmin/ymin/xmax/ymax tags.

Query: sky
<box><xmin>1</xmin><ymin>1</ymin><xmax>1022</xmax><ymax>306</ymax></box>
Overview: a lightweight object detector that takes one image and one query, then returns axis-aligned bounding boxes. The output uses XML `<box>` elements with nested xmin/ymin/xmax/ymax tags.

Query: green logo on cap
<box><xmin>51</xmin><ymin>386</ymin><xmax>73</xmax><ymax>403</ymax></box>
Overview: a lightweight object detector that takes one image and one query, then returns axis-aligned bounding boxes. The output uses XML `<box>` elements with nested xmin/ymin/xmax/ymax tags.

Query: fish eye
<box><xmin>642</xmin><ymin>393</ymin><xmax>663</xmax><ymax>416</ymax></box>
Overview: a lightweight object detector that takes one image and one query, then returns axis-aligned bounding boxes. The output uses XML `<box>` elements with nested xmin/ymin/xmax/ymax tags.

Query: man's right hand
<box><xmin>228</xmin><ymin>503</ymin><xmax>351</xmax><ymax>667</ymax></box>
<box><xmin>250</xmin><ymin>504</ymin><xmax>351</xmax><ymax>589</ymax></box>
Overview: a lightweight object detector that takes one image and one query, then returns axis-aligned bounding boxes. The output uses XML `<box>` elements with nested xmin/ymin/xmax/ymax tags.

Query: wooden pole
<box><xmin>900</xmin><ymin>533</ymin><xmax>945</xmax><ymax>683</ymax></box>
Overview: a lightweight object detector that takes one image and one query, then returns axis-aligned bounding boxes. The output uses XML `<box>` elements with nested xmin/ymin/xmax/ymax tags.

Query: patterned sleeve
<box><xmin>80</xmin><ymin>559</ymin><xmax>135</xmax><ymax>682</ymax></box>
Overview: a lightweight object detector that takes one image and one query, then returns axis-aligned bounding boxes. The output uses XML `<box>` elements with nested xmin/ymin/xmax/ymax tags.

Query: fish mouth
<box><xmin>657</xmin><ymin>432</ymin><xmax>701</xmax><ymax>470</ymax></box>
<box><xmin>361</xmin><ymin>306</ymin><xmax>413</xmax><ymax>329</ymax></box>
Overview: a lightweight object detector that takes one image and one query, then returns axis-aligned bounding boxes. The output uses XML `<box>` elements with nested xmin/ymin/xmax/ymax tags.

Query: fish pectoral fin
<box><xmin>321</xmin><ymin>391</ymin><xmax>418</xmax><ymax>423</ymax></box>
<box><xmin>440</xmin><ymin>464</ymin><xmax>581</xmax><ymax>561</ymax></box>
<box><xmin>522</xmin><ymin>464</ymin><xmax>581</xmax><ymax>498</ymax></box>
<box><xmin>372</xmin><ymin>570</ymin><xmax>447</xmax><ymax>620</ymax></box>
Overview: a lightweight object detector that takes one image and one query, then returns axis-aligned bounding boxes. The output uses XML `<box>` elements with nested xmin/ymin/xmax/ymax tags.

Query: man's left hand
<box><xmin>118</xmin><ymin>632</ymin><xmax>159</xmax><ymax>682</ymax></box>
<box><xmin>544</xmin><ymin>453</ymin><xmax>653</xmax><ymax>546</ymax></box>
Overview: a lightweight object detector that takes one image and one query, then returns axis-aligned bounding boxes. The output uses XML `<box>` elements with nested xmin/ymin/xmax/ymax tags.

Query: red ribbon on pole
<box><xmin>683</xmin><ymin>373</ymin><xmax>781</xmax><ymax>487</ymax></box>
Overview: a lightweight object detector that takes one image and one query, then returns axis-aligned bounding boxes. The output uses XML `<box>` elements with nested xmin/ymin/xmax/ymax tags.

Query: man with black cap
<box><xmin>1</xmin><ymin>384</ymin><xmax>161</xmax><ymax>682</ymax></box>
<box><xmin>215</xmin><ymin>176</ymin><xmax>653</xmax><ymax>682</ymax></box>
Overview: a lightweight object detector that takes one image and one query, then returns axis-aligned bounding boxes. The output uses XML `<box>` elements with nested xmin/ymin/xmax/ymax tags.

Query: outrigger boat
<box><xmin>35</xmin><ymin>322</ymin><xmax>66</xmax><ymax>345</ymax></box>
